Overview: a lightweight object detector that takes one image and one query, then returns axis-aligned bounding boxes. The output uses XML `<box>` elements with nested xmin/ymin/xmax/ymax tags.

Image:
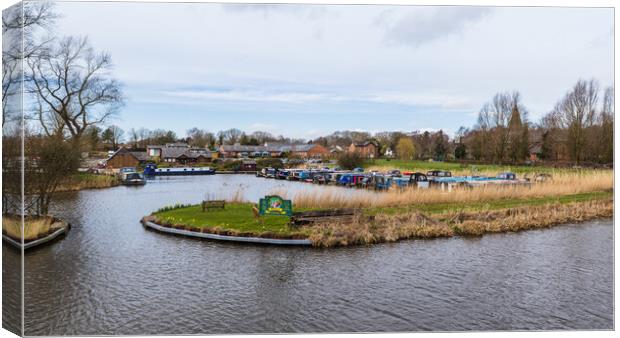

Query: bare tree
<box><xmin>217</xmin><ymin>128</ymin><xmax>244</xmax><ymax>144</ymax></box>
<box><xmin>598</xmin><ymin>86</ymin><xmax>614</xmax><ymax>163</ymax></box>
<box><xmin>2</xmin><ymin>1</ymin><xmax>57</xmax><ymax>127</ymax></box>
<box><xmin>101</xmin><ymin>125</ymin><xmax>124</xmax><ymax>150</ymax></box>
<box><xmin>27</xmin><ymin>36</ymin><xmax>124</xmax><ymax>141</ymax></box>
<box><xmin>552</xmin><ymin>79</ymin><xmax>599</xmax><ymax>163</ymax></box>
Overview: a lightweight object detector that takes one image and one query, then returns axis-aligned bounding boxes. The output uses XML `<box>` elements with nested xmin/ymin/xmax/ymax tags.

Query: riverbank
<box><xmin>145</xmin><ymin>193</ymin><xmax>612</xmax><ymax>247</ymax></box>
<box><xmin>56</xmin><ymin>173</ymin><xmax>120</xmax><ymax>192</ymax></box>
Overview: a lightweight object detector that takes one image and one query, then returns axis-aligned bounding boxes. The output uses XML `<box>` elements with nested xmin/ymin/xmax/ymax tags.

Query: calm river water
<box><xmin>2</xmin><ymin>175</ymin><xmax>614</xmax><ymax>335</ymax></box>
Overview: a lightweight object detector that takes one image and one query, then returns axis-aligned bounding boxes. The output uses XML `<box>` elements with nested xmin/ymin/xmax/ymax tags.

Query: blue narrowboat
<box><xmin>275</xmin><ymin>169</ymin><xmax>290</xmax><ymax>180</ymax></box>
<box><xmin>144</xmin><ymin>164</ymin><xmax>215</xmax><ymax>176</ymax></box>
<box><xmin>373</xmin><ymin>175</ymin><xmax>393</xmax><ymax>190</ymax></box>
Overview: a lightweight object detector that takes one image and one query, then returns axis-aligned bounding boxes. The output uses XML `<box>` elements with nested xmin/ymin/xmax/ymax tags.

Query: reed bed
<box><xmin>306</xmin><ymin>199</ymin><xmax>613</xmax><ymax>247</ymax></box>
<box><xmin>284</xmin><ymin>171</ymin><xmax>612</xmax><ymax>209</ymax></box>
<box><xmin>57</xmin><ymin>173</ymin><xmax>120</xmax><ymax>192</ymax></box>
<box><xmin>2</xmin><ymin>215</ymin><xmax>58</xmax><ymax>241</ymax></box>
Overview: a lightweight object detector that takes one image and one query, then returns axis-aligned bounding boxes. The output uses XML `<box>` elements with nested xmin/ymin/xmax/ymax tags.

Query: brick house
<box><xmin>348</xmin><ymin>141</ymin><xmax>379</xmax><ymax>159</ymax></box>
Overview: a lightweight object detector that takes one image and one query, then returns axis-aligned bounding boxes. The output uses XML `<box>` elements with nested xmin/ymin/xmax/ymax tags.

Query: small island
<box><xmin>2</xmin><ymin>214</ymin><xmax>70</xmax><ymax>250</ymax></box>
<box><xmin>143</xmin><ymin>188</ymin><xmax>612</xmax><ymax>247</ymax></box>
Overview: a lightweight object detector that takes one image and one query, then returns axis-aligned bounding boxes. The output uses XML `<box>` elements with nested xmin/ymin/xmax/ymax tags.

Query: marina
<box><xmin>254</xmin><ymin>167</ymin><xmax>531</xmax><ymax>191</ymax></box>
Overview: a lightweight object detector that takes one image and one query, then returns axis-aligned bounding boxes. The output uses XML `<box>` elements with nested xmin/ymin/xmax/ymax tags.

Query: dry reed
<box><xmin>285</xmin><ymin>171</ymin><xmax>612</xmax><ymax>209</ymax></box>
<box><xmin>305</xmin><ymin>199</ymin><xmax>613</xmax><ymax>247</ymax></box>
<box><xmin>2</xmin><ymin>215</ymin><xmax>60</xmax><ymax>241</ymax></box>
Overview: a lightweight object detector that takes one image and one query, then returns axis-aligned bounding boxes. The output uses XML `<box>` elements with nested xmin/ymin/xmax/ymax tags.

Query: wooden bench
<box><xmin>201</xmin><ymin>200</ymin><xmax>226</xmax><ymax>211</ymax></box>
<box><xmin>290</xmin><ymin>208</ymin><xmax>359</xmax><ymax>227</ymax></box>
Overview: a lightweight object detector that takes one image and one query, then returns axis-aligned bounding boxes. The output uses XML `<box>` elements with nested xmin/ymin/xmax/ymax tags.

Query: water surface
<box><xmin>1</xmin><ymin>176</ymin><xmax>612</xmax><ymax>335</ymax></box>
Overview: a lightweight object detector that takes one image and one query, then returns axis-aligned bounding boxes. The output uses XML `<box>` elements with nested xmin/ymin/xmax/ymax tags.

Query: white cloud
<box><xmin>162</xmin><ymin>88</ymin><xmax>477</xmax><ymax>110</ymax></box>
<box><xmin>378</xmin><ymin>6</ymin><xmax>493</xmax><ymax>47</ymax></box>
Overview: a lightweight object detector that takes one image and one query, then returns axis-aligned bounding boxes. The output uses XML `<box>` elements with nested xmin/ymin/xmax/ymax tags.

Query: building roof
<box><xmin>108</xmin><ymin>147</ymin><xmax>149</xmax><ymax>162</ymax></box>
<box><xmin>220</xmin><ymin>143</ymin><xmax>321</xmax><ymax>153</ymax></box>
<box><xmin>353</xmin><ymin>141</ymin><xmax>378</xmax><ymax>147</ymax></box>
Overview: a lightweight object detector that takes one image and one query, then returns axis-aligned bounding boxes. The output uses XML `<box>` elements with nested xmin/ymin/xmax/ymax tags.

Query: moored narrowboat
<box><xmin>122</xmin><ymin>172</ymin><xmax>147</xmax><ymax>186</ymax></box>
<box><xmin>143</xmin><ymin>164</ymin><xmax>215</xmax><ymax>176</ymax></box>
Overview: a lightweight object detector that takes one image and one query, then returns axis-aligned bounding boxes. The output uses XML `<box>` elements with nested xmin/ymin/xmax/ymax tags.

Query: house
<box><xmin>384</xmin><ymin>147</ymin><xmax>394</xmax><ymax>158</ymax></box>
<box><xmin>330</xmin><ymin>145</ymin><xmax>343</xmax><ymax>154</ymax></box>
<box><xmin>265</xmin><ymin>143</ymin><xmax>329</xmax><ymax>159</ymax></box>
<box><xmin>106</xmin><ymin>147</ymin><xmax>150</xmax><ymax>169</ymax></box>
<box><xmin>348</xmin><ymin>141</ymin><xmax>379</xmax><ymax>159</ymax></box>
<box><xmin>147</xmin><ymin>143</ymin><xmax>215</xmax><ymax>164</ymax></box>
<box><xmin>219</xmin><ymin>143</ymin><xmax>329</xmax><ymax>159</ymax></box>
<box><xmin>219</xmin><ymin>144</ymin><xmax>264</xmax><ymax>158</ymax></box>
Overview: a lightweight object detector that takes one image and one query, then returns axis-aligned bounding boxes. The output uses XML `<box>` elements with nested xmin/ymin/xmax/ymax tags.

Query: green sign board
<box><xmin>259</xmin><ymin>195</ymin><xmax>293</xmax><ymax>216</ymax></box>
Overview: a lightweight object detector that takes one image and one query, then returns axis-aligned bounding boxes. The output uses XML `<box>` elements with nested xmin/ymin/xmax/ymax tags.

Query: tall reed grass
<box><xmin>283</xmin><ymin>171</ymin><xmax>612</xmax><ymax>209</ymax></box>
<box><xmin>57</xmin><ymin>174</ymin><xmax>120</xmax><ymax>192</ymax></box>
<box><xmin>2</xmin><ymin>215</ymin><xmax>58</xmax><ymax>241</ymax></box>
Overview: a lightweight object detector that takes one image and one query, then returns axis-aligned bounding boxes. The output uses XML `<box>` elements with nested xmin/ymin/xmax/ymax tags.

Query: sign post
<box><xmin>258</xmin><ymin>195</ymin><xmax>293</xmax><ymax>216</ymax></box>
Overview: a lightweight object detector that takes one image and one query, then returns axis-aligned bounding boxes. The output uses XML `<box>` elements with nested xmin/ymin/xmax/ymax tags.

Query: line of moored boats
<box><xmin>117</xmin><ymin>163</ymin><xmax>533</xmax><ymax>191</ymax></box>
<box><xmin>255</xmin><ymin>167</ymin><xmax>531</xmax><ymax>191</ymax></box>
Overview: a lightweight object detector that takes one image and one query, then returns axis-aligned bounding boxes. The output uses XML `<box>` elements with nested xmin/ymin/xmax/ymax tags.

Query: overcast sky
<box><xmin>53</xmin><ymin>2</ymin><xmax>613</xmax><ymax>139</ymax></box>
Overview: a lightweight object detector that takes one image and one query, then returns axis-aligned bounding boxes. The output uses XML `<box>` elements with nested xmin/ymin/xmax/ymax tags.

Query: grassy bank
<box><xmin>365</xmin><ymin>159</ymin><xmax>609</xmax><ymax>176</ymax></box>
<box><xmin>56</xmin><ymin>173</ymin><xmax>120</xmax><ymax>192</ymax></box>
<box><xmin>2</xmin><ymin>215</ymin><xmax>65</xmax><ymax>242</ymax></box>
<box><xmin>146</xmin><ymin>192</ymin><xmax>613</xmax><ymax>247</ymax></box>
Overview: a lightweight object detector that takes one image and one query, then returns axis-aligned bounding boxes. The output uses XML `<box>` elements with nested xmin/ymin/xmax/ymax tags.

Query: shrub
<box><xmin>257</xmin><ymin>158</ymin><xmax>284</xmax><ymax>170</ymax></box>
<box><xmin>337</xmin><ymin>152</ymin><xmax>365</xmax><ymax>170</ymax></box>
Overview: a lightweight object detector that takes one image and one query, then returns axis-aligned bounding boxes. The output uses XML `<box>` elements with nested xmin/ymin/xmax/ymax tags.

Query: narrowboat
<box><xmin>394</xmin><ymin>172</ymin><xmax>429</xmax><ymax>189</ymax></box>
<box><xmin>275</xmin><ymin>169</ymin><xmax>290</xmax><ymax>180</ymax></box>
<box><xmin>264</xmin><ymin>167</ymin><xmax>277</xmax><ymax>178</ymax></box>
<box><xmin>426</xmin><ymin>170</ymin><xmax>452</xmax><ymax>179</ymax></box>
<box><xmin>312</xmin><ymin>172</ymin><xmax>330</xmax><ymax>184</ymax></box>
<box><xmin>372</xmin><ymin>175</ymin><xmax>393</xmax><ymax>191</ymax></box>
<box><xmin>122</xmin><ymin>172</ymin><xmax>146</xmax><ymax>186</ymax></box>
<box><xmin>387</xmin><ymin>169</ymin><xmax>402</xmax><ymax>177</ymax></box>
<box><xmin>337</xmin><ymin>173</ymin><xmax>367</xmax><ymax>187</ymax></box>
<box><xmin>143</xmin><ymin>164</ymin><xmax>215</xmax><ymax>176</ymax></box>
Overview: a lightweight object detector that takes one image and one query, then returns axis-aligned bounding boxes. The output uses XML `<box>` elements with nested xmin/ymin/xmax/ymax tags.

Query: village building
<box><xmin>146</xmin><ymin>143</ymin><xmax>216</xmax><ymax>164</ymax></box>
<box><xmin>105</xmin><ymin>147</ymin><xmax>150</xmax><ymax>169</ymax></box>
<box><xmin>219</xmin><ymin>143</ymin><xmax>329</xmax><ymax>159</ymax></box>
<box><xmin>348</xmin><ymin>141</ymin><xmax>379</xmax><ymax>159</ymax></box>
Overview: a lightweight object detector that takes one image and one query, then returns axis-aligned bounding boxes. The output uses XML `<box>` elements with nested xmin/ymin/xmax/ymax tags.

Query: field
<box><xmin>365</xmin><ymin>159</ymin><xmax>601</xmax><ymax>175</ymax></box>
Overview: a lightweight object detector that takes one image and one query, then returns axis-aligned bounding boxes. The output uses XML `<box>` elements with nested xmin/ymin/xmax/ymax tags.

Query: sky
<box><xmin>51</xmin><ymin>2</ymin><xmax>613</xmax><ymax>139</ymax></box>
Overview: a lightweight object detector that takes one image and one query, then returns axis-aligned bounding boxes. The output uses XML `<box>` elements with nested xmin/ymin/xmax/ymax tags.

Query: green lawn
<box><xmin>153</xmin><ymin>203</ymin><xmax>301</xmax><ymax>235</ymax></box>
<box><xmin>366</xmin><ymin>159</ymin><xmax>582</xmax><ymax>174</ymax></box>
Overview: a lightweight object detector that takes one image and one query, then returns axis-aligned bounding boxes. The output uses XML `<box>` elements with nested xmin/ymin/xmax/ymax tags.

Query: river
<box><xmin>2</xmin><ymin>175</ymin><xmax>613</xmax><ymax>335</ymax></box>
